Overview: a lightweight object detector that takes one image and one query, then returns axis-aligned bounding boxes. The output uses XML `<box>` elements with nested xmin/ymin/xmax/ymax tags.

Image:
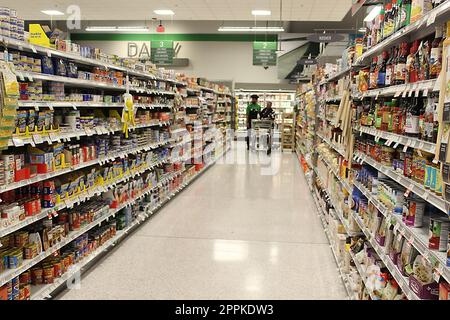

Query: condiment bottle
<box><xmin>429</xmin><ymin>25</ymin><xmax>443</xmax><ymax>79</ymax></box>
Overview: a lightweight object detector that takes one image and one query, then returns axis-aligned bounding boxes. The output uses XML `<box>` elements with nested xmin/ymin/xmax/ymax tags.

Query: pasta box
<box><xmin>409</xmin><ymin>275</ymin><xmax>439</xmax><ymax>300</ymax></box>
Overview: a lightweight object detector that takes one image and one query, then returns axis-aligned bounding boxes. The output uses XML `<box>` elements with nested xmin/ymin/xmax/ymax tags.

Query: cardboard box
<box><xmin>409</xmin><ymin>275</ymin><xmax>439</xmax><ymax>300</ymax></box>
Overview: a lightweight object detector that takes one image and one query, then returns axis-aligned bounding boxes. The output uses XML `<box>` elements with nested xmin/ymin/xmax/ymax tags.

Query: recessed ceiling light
<box><xmin>252</xmin><ymin>10</ymin><xmax>271</xmax><ymax>16</ymax></box>
<box><xmin>41</xmin><ymin>10</ymin><xmax>64</xmax><ymax>16</ymax></box>
<box><xmin>154</xmin><ymin>9</ymin><xmax>175</xmax><ymax>15</ymax></box>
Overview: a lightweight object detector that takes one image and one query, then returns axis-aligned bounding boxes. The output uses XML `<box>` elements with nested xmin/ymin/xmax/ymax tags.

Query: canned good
<box><xmin>31</xmin><ymin>267</ymin><xmax>43</xmax><ymax>285</ymax></box>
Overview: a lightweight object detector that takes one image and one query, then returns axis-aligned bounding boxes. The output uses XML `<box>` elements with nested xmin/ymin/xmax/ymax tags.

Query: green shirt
<box><xmin>246</xmin><ymin>103</ymin><xmax>261</xmax><ymax>115</ymax></box>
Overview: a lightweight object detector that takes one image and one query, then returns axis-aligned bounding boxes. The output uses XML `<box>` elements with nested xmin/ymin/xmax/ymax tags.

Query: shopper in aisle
<box><xmin>260</xmin><ymin>101</ymin><xmax>276</xmax><ymax>155</ymax></box>
<box><xmin>246</xmin><ymin>94</ymin><xmax>262</xmax><ymax>150</ymax></box>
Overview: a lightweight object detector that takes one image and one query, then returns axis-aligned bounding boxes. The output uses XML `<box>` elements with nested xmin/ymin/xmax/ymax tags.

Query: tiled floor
<box><xmin>59</xmin><ymin>145</ymin><xmax>347</xmax><ymax>300</ymax></box>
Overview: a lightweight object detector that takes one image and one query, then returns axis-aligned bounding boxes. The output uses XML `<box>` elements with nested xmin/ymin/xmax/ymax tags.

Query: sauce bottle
<box><xmin>429</xmin><ymin>26</ymin><xmax>443</xmax><ymax>79</ymax></box>
<box><xmin>395</xmin><ymin>42</ymin><xmax>408</xmax><ymax>85</ymax></box>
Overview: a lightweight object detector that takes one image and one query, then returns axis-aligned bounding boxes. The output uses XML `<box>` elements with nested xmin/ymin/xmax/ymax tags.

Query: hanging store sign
<box><xmin>151</xmin><ymin>40</ymin><xmax>174</xmax><ymax>65</ymax></box>
<box><xmin>307</xmin><ymin>33</ymin><xmax>345</xmax><ymax>43</ymax></box>
<box><xmin>298</xmin><ymin>58</ymin><xmax>317</xmax><ymax>65</ymax></box>
<box><xmin>253</xmin><ymin>41</ymin><xmax>277</xmax><ymax>66</ymax></box>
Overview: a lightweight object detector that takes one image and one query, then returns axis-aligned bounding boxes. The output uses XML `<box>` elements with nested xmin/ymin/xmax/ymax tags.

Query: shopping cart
<box><xmin>249</xmin><ymin>119</ymin><xmax>274</xmax><ymax>152</ymax></box>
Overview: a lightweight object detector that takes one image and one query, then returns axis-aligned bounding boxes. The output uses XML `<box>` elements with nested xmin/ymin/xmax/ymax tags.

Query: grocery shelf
<box><xmin>355</xmin><ymin>125</ymin><xmax>436</xmax><ymax>154</ymax></box>
<box><xmin>0</xmin><ymin>146</ymin><xmax>172</xmax><ymax>238</ymax></box>
<box><xmin>354</xmin><ymin>1</ymin><xmax>450</xmax><ymax>66</ymax></box>
<box><xmin>353</xmin><ymin>79</ymin><xmax>438</xmax><ymax>100</ymax></box>
<box><xmin>347</xmin><ymin>249</ymin><xmax>379</xmax><ymax>300</ymax></box>
<box><xmin>0</xmin><ymin>134</ymin><xmax>173</xmax><ymax>193</ymax></box>
<box><xmin>354</xmin><ymin>151</ymin><xmax>448</xmax><ymax>214</ymax></box>
<box><xmin>0</xmin><ymin>35</ymin><xmax>187</xmax><ymax>85</ymax></box>
<box><xmin>310</xmin><ymin>191</ymin><xmax>352</xmax><ymax>299</ymax></box>
<box><xmin>325</xmin><ymin>67</ymin><xmax>352</xmax><ymax>83</ymax></box>
<box><xmin>316</xmin><ymin>132</ymin><xmax>346</xmax><ymax>158</ymax></box>
<box><xmin>353</xmin><ymin>181</ymin><xmax>450</xmax><ymax>284</ymax></box>
<box><xmin>349</xmin><ymin>209</ymin><xmax>420</xmax><ymax>300</ymax></box>
<box><xmin>315</xmin><ymin>172</ymin><xmax>362</xmax><ymax>237</ymax></box>
<box><xmin>8</xmin><ymin>120</ymin><xmax>171</xmax><ymax>147</ymax></box>
<box><xmin>317</xmin><ymin>154</ymin><xmax>353</xmax><ymax>192</ymax></box>
<box><xmin>14</xmin><ymin>71</ymin><xmax>175</xmax><ymax>96</ymax></box>
<box><xmin>325</xmin><ymin>96</ymin><xmax>342</xmax><ymax>102</ymax></box>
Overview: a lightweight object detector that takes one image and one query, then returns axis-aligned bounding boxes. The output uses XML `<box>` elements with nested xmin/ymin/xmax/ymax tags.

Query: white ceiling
<box><xmin>4</xmin><ymin>0</ymin><xmax>352</xmax><ymax>21</ymax></box>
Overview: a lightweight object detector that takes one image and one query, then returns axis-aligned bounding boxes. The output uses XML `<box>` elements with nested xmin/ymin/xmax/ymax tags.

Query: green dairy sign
<box><xmin>151</xmin><ymin>40</ymin><xmax>174</xmax><ymax>65</ymax></box>
<box><xmin>253</xmin><ymin>41</ymin><xmax>277</xmax><ymax>66</ymax></box>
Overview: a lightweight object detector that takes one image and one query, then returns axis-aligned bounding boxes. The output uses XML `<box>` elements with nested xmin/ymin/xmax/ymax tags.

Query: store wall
<box><xmin>76</xmin><ymin>40</ymin><xmax>284</xmax><ymax>85</ymax></box>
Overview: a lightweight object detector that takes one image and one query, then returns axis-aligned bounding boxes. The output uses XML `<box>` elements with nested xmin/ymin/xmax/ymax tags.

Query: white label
<box><xmin>47</xmin><ymin>51</ymin><xmax>52</xmax><ymax>57</ymax></box>
<box><xmin>27</xmin><ymin>73</ymin><xmax>34</xmax><ymax>82</ymax></box>
<box><xmin>423</xmin><ymin>88</ymin><xmax>429</xmax><ymax>97</ymax></box>
<box><xmin>30</xmin><ymin>45</ymin><xmax>37</xmax><ymax>53</ymax></box>
<box><xmin>403</xmin><ymin>145</ymin><xmax>408</xmax><ymax>152</ymax></box>
<box><xmin>427</xmin><ymin>12</ymin><xmax>437</xmax><ymax>26</ymax></box>
<box><xmin>17</xmin><ymin>72</ymin><xmax>25</xmax><ymax>81</ymax></box>
<box><xmin>393</xmin><ymin>141</ymin><xmax>400</xmax><ymax>149</ymax></box>
<box><xmin>12</xmin><ymin>137</ymin><xmax>25</xmax><ymax>147</ymax></box>
<box><xmin>402</xmin><ymin>90</ymin><xmax>408</xmax><ymax>98</ymax></box>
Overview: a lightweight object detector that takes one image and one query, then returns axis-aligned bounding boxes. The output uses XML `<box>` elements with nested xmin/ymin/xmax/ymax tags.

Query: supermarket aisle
<box><xmin>60</xmin><ymin>144</ymin><xmax>346</xmax><ymax>300</ymax></box>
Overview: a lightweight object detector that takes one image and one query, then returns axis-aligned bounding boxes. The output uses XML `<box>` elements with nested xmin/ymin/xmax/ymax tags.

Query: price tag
<box><xmin>403</xmin><ymin>145</ymin><xmax>408</xmax><ymax>152</ymax></box>
<box><xmin>17</xmin><ymin>72</ymin><xmax>25</xmax><ymax>81</ymax></box>
<box><xmin>12</xmin><ymin>137</ymin><xmax>25</xmax><ymax>147</ymax></box>
<box><xmin>65</xmin><ymin>199</ymin><xmax>74</xmax><ymax>208</ymax></box>
<box><xmin>30</xmin><ymin>140</ymin><xmax>35</xmax><ymax>147</ymax></box>
<box><xmin>30</xmin><ymin>45</ymin><xmax>37</xmax><ymax>53</ymax></box>
<box><xmin>48</xmin><ymin>105</ymin><xmax>54</xmax><ymax>111</ymax></box>
<box><xmin>72</xmin><ymin>104</ymin><xmax>77</xmax><ymax>110</ymax></box>
<box><xmin>95</xmin><ymin>127</ymin><xmax>103</xmax><ymax>135</ymax></box>
<box><xmin>432</xmin><ymin>158</ymin><xmax>439</xmax><ymax>164</ymax></box>
<box><xmin>433</xmin><ymin>268</ymin><xmax>441</xmax><ymax>283</ymax></box>
<box><xmin>393</xmin><ymin>141</ymin><xmax>400</xmax><ymax>149</ymax></box>
<box><xmin>47</xmin><ymin>51</ymin><xmax>52</xmax><ymax>57</ymax></box>
<box><xmin>427</xmin><ymin>11</ymin><xmax>437</xmax><ymax>26</ymax></box>
<box><xmin>423</xmin><ymin>88</ymin><xmax>429</xmax><ymax>97</ymax></box>
<box><xmin>27</xmin><ymin>73</ymin><xmax>34</xmax><ymax>82</ymax></box>
<box><xmin>394</xmin><ymin>91</ymin><xmax>402</xmax><ymax>97</ymax></box>
<box><xmin>34</xmin><ymin>105</ymin><xmax>39</xmax><ymax>111</ymax></box>
<box><xmin>33</xmin><ymin>134</ymin><xmax>44</xmax><ymax>144</ymax></box>
<box><xmin>408</xmin><ymin>90</ymin><xmax>414</xmax><ymax>97</ymax></box>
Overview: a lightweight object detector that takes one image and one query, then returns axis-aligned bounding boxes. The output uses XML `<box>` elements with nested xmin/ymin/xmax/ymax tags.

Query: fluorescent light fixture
<box><xmin>86</xmin><ymin>26</ymin><xmax>149</xmax><ymax>32</ymax></box>
<box><xmin>154</xmin><ymin>9</ymin><xmax>175</xmax><ymax>15</ymax></box>
<box><xmin>86</xmin><ymin>26</ymin><xmax>117</xmax><ymax>32</ymax></box>
<box><xmin>364</xmin><ymin>5</ymin><xmax>382</xmax><ymax>22</ymax></box>
<box><xmin>218</xmin><ymin>26</ymin><xmax>284</xmax><ymax>32</ymax></box>
<box><xmin>41</xmin><ymin>10</ymin><xmax>64</xmax><ymax>16</ymax></box>
<box><xmin>117</xmin><ymin>26</ymin><xmax>149</xmax><ymax>32</ymax></box>
<box><xmin>252</xmin><ymin>10</ymin><xmax>271</xmax><ymax>16</ymax></box>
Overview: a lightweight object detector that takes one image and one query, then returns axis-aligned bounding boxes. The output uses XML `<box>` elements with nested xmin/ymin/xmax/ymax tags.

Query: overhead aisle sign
<box><xmin>151</xmin><ymin>40</ymin><xmax>174</xmax><ymax>65</ymax></box>
<box><xmin>253</xmin><ymin>41</ymin><xmax>277</xmax><ymax>66</ymax></box>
